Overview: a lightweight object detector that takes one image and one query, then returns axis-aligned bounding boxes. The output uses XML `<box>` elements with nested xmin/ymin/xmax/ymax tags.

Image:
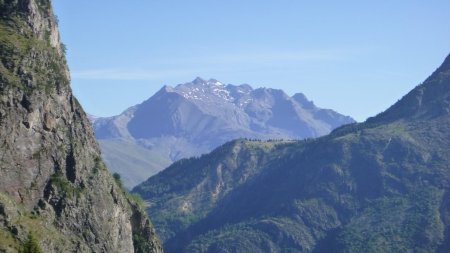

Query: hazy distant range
<box><xmin>90</xmin><ymin>78</ymin><xmax>355</xmax><ymax>188</ymax></box>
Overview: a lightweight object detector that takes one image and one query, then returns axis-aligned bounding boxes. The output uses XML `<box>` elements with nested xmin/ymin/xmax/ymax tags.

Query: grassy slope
<box><xmin>0</xmin><ymin>19</ymin><xmax>69</xmax><ymax>94</ymax></box>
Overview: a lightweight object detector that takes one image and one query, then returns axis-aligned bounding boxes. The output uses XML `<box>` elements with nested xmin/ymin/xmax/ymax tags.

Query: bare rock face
<box><xmin>0</xmin><ymin>0</ymin><xmax>162</xmax><ymax>252</ymax></box>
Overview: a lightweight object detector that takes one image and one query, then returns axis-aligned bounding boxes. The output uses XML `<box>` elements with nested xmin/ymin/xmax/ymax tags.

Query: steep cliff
<box><xmin>0</xmin><ymin>0</ymin><xmax>162</xmax><ymax>252</ymax></box>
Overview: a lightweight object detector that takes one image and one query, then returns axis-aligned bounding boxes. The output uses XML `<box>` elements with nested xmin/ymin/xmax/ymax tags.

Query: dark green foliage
<box><xmin>133</xmin><ymin>234</ymin><xmax>157</xmax><ymax>253</ymax></box>
<box><xmin>187</xmin><ymin>223</ymin><xmax>278</xmax><ymax>253</ymax></box>
<box><xmin>60</xmin><ymin>42</ymin><xmax>67</xmax><ymax>55</ymax></box>
<box><xmin>133</xmin><ymin>140</ymin><xmax>290</xmax><ymax>243</ymax></box>
<box><xmin>325</xmin><ymin>187</ymin><xmax>445</xmax><ymax>253</ymax></box>
<box><xmin>134</xmin><ymin>54</ymin><xmax>450</xmax><ymax>252</ymax></box>
<box><xmin>128</xmin><ymin>193</ymin><xmax>146</xmax><ymax>211</ymax></box>
<box><xmin>142</xmin><ymin>120</ymin><xmax>450</xmax><ymax>252</ymax></box>
<box><xmin>50</xmin><ymin>172</ymin><xmax>82</xmax><ymax>199</ymax></box>
<box><xmin>114</xmin><ymin>172</ymin><xmax>149</xmax><ymax>213</ymax></box>
<box><xmin>113</xmin><ymin>172</ymin><xmax>123</xmax><ymax>189</ymax></box>
<box><xmin>133</xmin><ymin>234</ymin><xmax>147</xmax><ymax>253</ymax></box>
<box><xmin>19</xmin><ymin>232</ymin><xmax>42</xmax><ymax>253</ymax></box>
<box><xmin>50</xmin><ymin>172</ymin><xmax>70</xmax><ymax>192</ymax></box>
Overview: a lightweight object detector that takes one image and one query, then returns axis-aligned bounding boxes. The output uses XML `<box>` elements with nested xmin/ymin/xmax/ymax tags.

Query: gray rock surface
<box><xmin>0</xmin><ymin>0</ymin><xmax>162</xmax><ymax>252</ymax></box>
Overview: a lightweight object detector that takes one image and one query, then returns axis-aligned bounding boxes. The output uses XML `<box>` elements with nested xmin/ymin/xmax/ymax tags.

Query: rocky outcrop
<box><xmin>0</xmin><ymin>0</ymin><xmax>62</xmax><ymax>52</ymax></box>
<box><xmin>0</xmin><ymin>0</ymin><xmax>162</xmax><ymax>252</ymax></box>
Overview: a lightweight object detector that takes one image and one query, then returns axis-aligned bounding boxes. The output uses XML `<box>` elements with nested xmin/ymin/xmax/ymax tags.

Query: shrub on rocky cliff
<box><xmin>19</xmin><ymin>232</ymin><xmax>42</xmax><ymax>253</ymax></box>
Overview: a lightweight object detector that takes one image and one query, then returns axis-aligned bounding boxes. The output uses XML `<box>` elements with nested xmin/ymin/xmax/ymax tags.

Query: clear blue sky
<box><xmin>53</xmin><ymin>0</ymin><xmax>450</xmax><ymax>122</ymax></box>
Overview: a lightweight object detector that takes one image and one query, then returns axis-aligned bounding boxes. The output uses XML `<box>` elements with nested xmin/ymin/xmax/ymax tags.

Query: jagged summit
<box><xmin>159</xmin><ymin>78</ymin><xmax>311</xmax><ymax>110</ymax></box>
<box><xmin>190</xmin><ymin>77</ymin><xmax>223</xmax><ymax>86</ymax></box>
<box><xmin>173</xmin><ymin>78</ymin><xmax>238</xmax><ymax>105</ymax></box>
<box><xmin>192</xmin><ymin>76</ymin><xmax>207</xmax><ymax>85</ymax></box>
<box><xmin>93</xmin><ymin>78</ymin><xmax>354</xmax><ymax>188</ymax></box>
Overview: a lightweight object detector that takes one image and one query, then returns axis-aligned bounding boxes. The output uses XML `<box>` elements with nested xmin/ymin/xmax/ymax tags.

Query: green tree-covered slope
<box><xmin>134</xmin><ymin>53</ymin><xmax>450</xmax><ymax>253</ymax></box>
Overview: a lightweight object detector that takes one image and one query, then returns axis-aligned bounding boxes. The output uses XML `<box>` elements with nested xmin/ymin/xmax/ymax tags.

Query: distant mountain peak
<box><xmin>190</xmin><ymin>77</ymin><xmax>224</xmax><ymax>86</ymax></box>
<box><xmin>293</xmin><ymin>93</ymin><xmax>316</xmax><ymax>109</ymax></box>
<box><xmin>172</xmin><ymin>78</ymin><xmax>237</xmax><ymax>103</ymax></box>
<box><xmin>93</xmin><ymin>77</ymin><xmax>355</xmax><ymax>188</ymax></box>
<box><xmin>192</xmin><ymin>77</ymin><xmax>207</xmax><ymax>85</ymax></box>
<box><xmin>189</xmin><ymin>77</ymin><xmax>219</xmax><ymax>85</ymax></box>
<box><xmin>162</xmin><ymin>84</ymin><xmax>174</xmax><ymax>91</ymax></box>
<box><xmin>237</xmin><ymin>83</ymin><xmax>253</xmax><ymax>91</ymax></box>
<box><xmin>207</xmin><ymin>78</ymin><xmax>223</xmax><ymax>85</ymax></box>
<box><xmin>151</xmin><ymin>85</ymin><xmax>175</xmax><ymax>99</ymax></box>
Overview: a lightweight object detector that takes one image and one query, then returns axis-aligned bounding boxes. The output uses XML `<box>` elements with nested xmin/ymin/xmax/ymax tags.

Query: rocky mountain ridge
<box><xmin>93</xmin><ymin>78</ymin><xmax>354</xmax><ymax>188</ymax></box>
<box><xmin>0</xmin><ymin>0</ymin><xmax>162</xmax><ymax>252</ymax></box>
